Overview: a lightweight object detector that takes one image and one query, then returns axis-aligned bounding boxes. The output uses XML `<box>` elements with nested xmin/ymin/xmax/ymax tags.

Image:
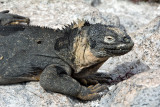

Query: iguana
<box><xmin>0</xmin><ymin>10</ymin><xmax>134</xmax><ymax>100</ymax></box>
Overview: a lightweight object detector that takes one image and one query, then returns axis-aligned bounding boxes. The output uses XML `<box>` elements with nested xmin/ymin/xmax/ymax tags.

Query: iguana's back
<box><xmin>0</xmin><ymin>25</ymin><xmax>63</xmax><ymax>77</ymax></box>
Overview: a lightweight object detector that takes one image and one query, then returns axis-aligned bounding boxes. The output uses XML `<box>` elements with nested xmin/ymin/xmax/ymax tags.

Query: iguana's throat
<box><xmin>73</xmin><ymin>35</ymin><xmax>108</xmax><ymax>73</ymax></box>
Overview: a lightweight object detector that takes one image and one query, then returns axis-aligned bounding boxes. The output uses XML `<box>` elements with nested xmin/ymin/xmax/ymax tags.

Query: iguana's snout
<box><xmin>87</xmin><ymin>24</ymin><xmax>134</xmax><ymax>57</ymax></box>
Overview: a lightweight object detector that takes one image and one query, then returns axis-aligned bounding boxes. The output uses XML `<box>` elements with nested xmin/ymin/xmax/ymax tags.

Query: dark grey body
<box><xmin>0</xmin><ymin>25</ymin><xmax>82</xmax><ymax>99</ymax></box>
<box><xmin>0</xmin><ymin>11</ymin><xmax>134</xmax><ymax>100</ymax></box>
<box><xmin>0</xmin><ymin>26</ymin><xmax>57</xmax><ymax>75</ymax></box>
<box><xmin>0</xmin><ymin>25</ymin><xmax>76</xmax><ymax>82</ymax></box>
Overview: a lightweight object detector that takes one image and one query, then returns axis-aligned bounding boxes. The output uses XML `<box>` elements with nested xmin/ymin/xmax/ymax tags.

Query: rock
<box><xmin>0</xmin><ymin>0</ymin><xmax>120</xmax><ymax>28</ymax></box>
<box><xmin>0</xmin><ymin>82</ymin><xmax>73</xmax><ymax>106</ymax></box>
<box><xmin>94</xmin><ymin>0</ymin><xmax>160</xmax><ymax>33</ymax></box>
<box><xmin>83</xmin><ymin>0</ymin><xmax>102</xmax><ymax>7</ymax></box>
<box><xmin>100</xmin><ymin>69</ymin><xmax>160</xmax><ymax>107</ymax></box>
<box><xmin>0</xmin><ymin>0</ymin><xmax>160</xmax><ymax>106</ymax></box>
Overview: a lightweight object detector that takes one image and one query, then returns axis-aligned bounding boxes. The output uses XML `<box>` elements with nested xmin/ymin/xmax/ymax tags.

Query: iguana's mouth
<box><xmin>105</xmin><ymin>42</ymin><xmax>134</xmax><ymax>56</ymax></box>
<box><xmin>105</xmin><ymin>42</ymin><xmax>134</xmax><ymax>50</ymax></box>
<box><xmin>94</xmin><ymin>42</ymin><xmax>134</xmax><ymax>57</ymax></box>
<box><xmin>106</xmin><ymin>49</ymin><xmax>131</xmax><ymax>56</ymax></box>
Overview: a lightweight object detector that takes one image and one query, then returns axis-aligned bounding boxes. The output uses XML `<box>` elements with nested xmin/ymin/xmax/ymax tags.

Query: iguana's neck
<box><xmin>72</xmin><ymin>30</ymin><xmax>108</xmax><ymax>73</ymax></box>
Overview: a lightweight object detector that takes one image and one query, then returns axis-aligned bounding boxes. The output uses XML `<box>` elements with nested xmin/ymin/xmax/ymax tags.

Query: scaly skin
<box><xmin>0</xmin><ymin>11</ymin><xmax>134</xmax><ymax>100</ymax></box>
<box><xmin>0</xmin><ymin>10</ymin><xmax>30</xmax><ymax>25</ymax></box>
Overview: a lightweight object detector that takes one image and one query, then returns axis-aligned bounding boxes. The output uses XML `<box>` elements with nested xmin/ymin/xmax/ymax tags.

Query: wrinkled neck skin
<box><xmin>72</xmin><ymin>29</ymin><xmax>109</xmax><ymax>74</ymax></box>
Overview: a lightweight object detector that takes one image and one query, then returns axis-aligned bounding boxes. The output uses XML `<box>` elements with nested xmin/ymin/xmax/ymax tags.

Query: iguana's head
<box><xmin>71</xmin><ymin>21</ymin><xmax>134</xmax><ymax>72</ymax></box>
<box><xmin>85</xmin><ymin>24</ymin><xmax>134</xmax><ymax>58</ymax></box>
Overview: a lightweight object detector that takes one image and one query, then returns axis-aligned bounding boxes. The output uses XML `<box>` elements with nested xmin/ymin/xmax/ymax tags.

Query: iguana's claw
<box><xmin>77</xmin><ymin>84</ymin><xmax>108</xmax><ymax>100</ymax></box>
<box><xmin>78</xmin><ymin>73</ymin><xmax>113</xmax><ymax>86</ymax></box>
<box><xmin>0</xmin><ymin>10</ymin><xmax>30</xmax><ymax>25</ymax></box>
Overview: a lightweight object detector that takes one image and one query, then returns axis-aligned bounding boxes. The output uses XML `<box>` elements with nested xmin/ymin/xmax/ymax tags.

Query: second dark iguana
<box><xmin>0</xmin><ymin>11</ymin><xmax>134</xmax><ymax>100</ymax></box>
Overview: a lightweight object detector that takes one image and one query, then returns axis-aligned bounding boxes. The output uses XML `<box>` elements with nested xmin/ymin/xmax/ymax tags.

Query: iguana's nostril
<box><xmin>123</xmin><ymin>36</ymin><xmax>130</xmax><ymax>43</ymax></box>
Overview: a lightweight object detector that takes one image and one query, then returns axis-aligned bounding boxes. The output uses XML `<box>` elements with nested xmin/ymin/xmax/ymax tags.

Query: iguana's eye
<box><xmin>104</xmin><ymin>36</ymin><xmax>115</xmax><ymax>43</ymax></box>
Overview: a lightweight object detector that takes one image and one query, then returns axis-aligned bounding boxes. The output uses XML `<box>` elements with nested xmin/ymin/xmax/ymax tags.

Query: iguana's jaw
<box><xmin>92</xmin><ymin>40</ymin><xmax>134</xmax><ymax>57</ymax></box>
<box><xmin>73</xmin><ymin>36</ymin><xmax>109</xmax><ymax>73</ymax></box>
<box><xmin>105</xmin><ymin>41</ymin><xmax>134</xmax><ymax>56</ymax></box>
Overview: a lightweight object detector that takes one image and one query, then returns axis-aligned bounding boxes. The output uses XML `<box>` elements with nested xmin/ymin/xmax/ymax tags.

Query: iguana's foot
<box><xmin>77</xmin><ymin>83</ymin><xmax>108</xmax><ymax>100</ymax></box>
<box><xmin>78</xmin><ymin>73</ymin><xmax>113</xmax><ymax>86</ymax></box>
<box><xmin>0</xmin><ymin>10</ymin><xmax>30</xmax><ymax>25</ymax></box>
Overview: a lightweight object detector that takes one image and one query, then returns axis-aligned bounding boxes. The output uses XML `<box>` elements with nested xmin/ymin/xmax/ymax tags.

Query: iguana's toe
<box><xmin>88</xmin><ymin>83</ymin><xmax>108</xmax><ymax>93</ymax></box>
<box><xmin>9</xmin><ymin>18</ymin><xmax>30</xmax><ymax>25</ymax></box>
<box><xmin>0</xmin><ymin>10</ymin><xmax>30</xmax><ymax>25</ymax></box>
<box><xmin>79</xmin><ymin>78</ymin><xmax>98</xmax><ymax>85</ymax></box>
<box><xmin>78</xmin><ymin>73</ymin><xmax>113</xmax><ymax>86</ymax></box>
<box><xmin>77</xmin><ymin>84</ymin><xmax>108</xmax><ymax>100</ymax></box>
<box><xmin>1</xmin><ymin>10</ymin><xmax>10</xmax><ymax>13</ymax></box>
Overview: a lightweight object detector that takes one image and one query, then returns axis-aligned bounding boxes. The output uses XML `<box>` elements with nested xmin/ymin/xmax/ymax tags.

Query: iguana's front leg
<box><xmin>40</xmin><ymin>64</ymin><xmax>108</xmax><ymax>100</ymax></box>
<box><xmin>0</xmin><ymin>10</ymin><xmax>30</xmax><ymax>25</ymax></box>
